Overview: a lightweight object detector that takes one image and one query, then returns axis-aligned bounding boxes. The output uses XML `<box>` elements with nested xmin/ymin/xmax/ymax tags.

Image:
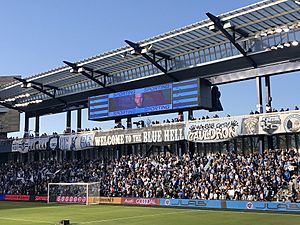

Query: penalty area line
<box><xmin>78</xmin><ymin>209</ymin><xmax>197</xmax><ymax>224</ymax></box>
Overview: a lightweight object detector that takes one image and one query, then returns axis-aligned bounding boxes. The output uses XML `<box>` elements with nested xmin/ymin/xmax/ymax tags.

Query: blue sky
<box><xmin>0</xmin><ymin>0</ymin><xmax>299</xmax><ymax>137</ymax></box>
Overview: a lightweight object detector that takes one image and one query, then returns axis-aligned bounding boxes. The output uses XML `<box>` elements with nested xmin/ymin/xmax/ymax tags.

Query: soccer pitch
<box><xmin>0</xmin><ymin>202</ymin><xmax>299</xmax><ymax>225</ymax></box>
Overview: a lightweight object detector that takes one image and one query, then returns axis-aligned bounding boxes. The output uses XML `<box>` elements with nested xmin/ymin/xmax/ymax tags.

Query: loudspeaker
<box><xmin>210</xmin><ymin>86</ymin><xmax>223</xmax><ymax>112</ymax></box>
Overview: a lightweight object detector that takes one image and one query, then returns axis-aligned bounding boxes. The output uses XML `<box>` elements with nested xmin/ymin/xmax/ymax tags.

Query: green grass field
<box><xmin>0</xmin><ymin>201</ymin><xmax>299</xmax><ymax>225</ymax></box>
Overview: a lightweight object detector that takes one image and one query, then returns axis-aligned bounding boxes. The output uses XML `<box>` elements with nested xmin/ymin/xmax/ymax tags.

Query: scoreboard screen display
<box><xmin>89</xmin><ymin>78</ymin><xmax>200</xmax><ymax>120</ymax></box>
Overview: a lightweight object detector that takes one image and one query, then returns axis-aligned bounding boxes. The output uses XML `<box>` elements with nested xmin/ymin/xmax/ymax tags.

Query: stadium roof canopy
<box><xmin>1</xmin><ymin>0</ymin><xmax>300</xmax><ymax>116</ymax></box>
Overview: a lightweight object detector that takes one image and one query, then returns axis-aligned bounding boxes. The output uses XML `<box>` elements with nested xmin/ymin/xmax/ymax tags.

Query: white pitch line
<box><xmin>0</xmin><ymin>217</ymin><xmax>53</xmax><ymax>224</ymax></box>
<box><xmin>79</xmin><ymin>209</ymin><xmax>196</xmax><ymax>224</ymax></box>
<box><xmin>78</xmin><ymin>208</ymin><xmax>300</xmax><ymax>224</ymax></box>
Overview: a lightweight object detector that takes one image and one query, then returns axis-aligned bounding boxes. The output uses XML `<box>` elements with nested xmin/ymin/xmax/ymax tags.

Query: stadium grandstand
<box><xmin>0</xmin><ymin>0</ymin><xmax>300</xmax><ymax>224</ymax></box>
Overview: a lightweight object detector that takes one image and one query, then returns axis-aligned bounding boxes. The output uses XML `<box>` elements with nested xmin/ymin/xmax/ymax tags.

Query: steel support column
<box><xmin>35</xmin><ymin>115</ymin><xmax>40</xmax><ymax>137</ymax></box>
<box><xmin>127</xmin><ymin>117</ymin><xmax>132</xmax><ymax>129</ymax></box>
<box><xmin>265</xmin><ymin>75</ymin><xmax>273</xmax><ymax>150</ymax></box>
<box><xmin>265</xmin><ymin>76</ymin><xmax>272</xmax><ymax>112</ymax></box>
<box><xmin>115</xmin><ymin>118</ymin><xmax>122</xmax><ymax>128</ymax></box>
<box><xmin>267</xmin><ymin>136</ymin><xmax>274</xmax><ymax>150</ymax></box>
<box><xmin>249</xmin><ymin>137</ymin><xmax>254</xmax><ymax>154</ymax></box>
<box><xmin>295</xmin><ymin>134</ymin><xmax>299</xmax><ymax>151</ymax></box>
<box><xmin>256</xmin><ymin>76</ymin><xmax>263</xmax><ymax>113</ymax></box>
<box><xmin>77</xmin><ymin>109</ymin><xmax>82</xmax><ymax>132</ymax></box>
<box><xmin>188</xmin><ymin>110</ymin><xmax>194</xmax><ymax>120</ymax></box>
<box><xmin>285</xmin><ymin>134</ymin><xmax>290</xmax><ymax>150</ymax></box>
<box><xmin>241</xmin><ymin>137</ymin><xmax>245</xmax><ymax>155</ymax></box>
<box><xmin>66</xmin><ymin>110</ymin><xmax>71</xmax><ymax>133</ymax></box>
<box><xmin>233</xmin><ymin>139</ymin><xmax>238</xmax><ymax>153</ymax></box>
<box><xmin>24</xmin><ymin>113</ymin><xmax>29</xmax><ymax>138</ymax></box>
<box><xmin>276</xmin><ymin>135</ymin><xmax>281</xmax><ymax>149</ymax></box>
<box><xmin>258</xmin><ymin>136</ymin><xmax>265</xmax><ymax>155</ymax></box>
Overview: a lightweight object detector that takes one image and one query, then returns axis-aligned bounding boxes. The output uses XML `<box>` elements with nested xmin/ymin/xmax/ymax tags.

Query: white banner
<box><xmin>48</xmin><ymin>136</ymin><xmax>60</xmax><ymax>151</ymax></box>
<box><xmin>9</xmin><ymin>111</ymin><xmax>300</xmax><ymax>152</ymax></box>
<box><xmin>28</xmin><ymin>137</ymin><xmax>49</xmax><ymax>151</ymax></box>
<box><xmin>259</xmin><ymin>112</ymin><xmax>300</xmax><ymax>135</ymax></box>
<box><xmin>186</xmin><ymin>117</ymin><xmax>243</xmax><ymax>143</ymax></box>
<box><xmin>94</xmin><ymin>123</ymin><xmax>185</xmax><ymax>146</ymax></box>
<box><xmin>75</xmin><ymin>133</ymin><xmax>95</xmax><ymax>150</ymax></box>
<box><xmin>11</xmin><ymin>139</ymin><xmax>30</xmax><ymax>153</ymax></box>
<box><xmin>59</xmin><ymin>134</ymin><xmax>77</xmax><ymax>151</ymax></box>
<box><xmin>58</xmin><ymin>133</ymin><xmax>95</xmax><ymax>150</ymax></box>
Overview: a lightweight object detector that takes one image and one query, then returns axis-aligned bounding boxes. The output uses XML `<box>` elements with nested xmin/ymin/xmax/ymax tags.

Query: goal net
<box><xmin>48</xmin><ymin>182</ymin><xmax>100</xmax><ymax>205</ymax></box>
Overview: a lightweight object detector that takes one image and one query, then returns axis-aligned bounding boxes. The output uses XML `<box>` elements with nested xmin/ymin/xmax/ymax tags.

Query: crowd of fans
<box><xmin>250</xmin><ymin>105</ymin><xmax>299</xmax><ymax>114</ymax></box>
<box><xmin>0</xmin><ymin>149</ymin><xmax>299</xmax><ymax>202</ymax></box>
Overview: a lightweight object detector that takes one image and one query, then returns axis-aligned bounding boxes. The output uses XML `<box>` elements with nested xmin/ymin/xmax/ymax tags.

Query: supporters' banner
<box><xmin>186</xmin><ymin>117</ymin><xmax>243</xmax><ymax>143</ymax></box>
<box><xmin>94</xmin><ymin>123</ymin><xmax>185</xmax><ymax>146</ymax></box>
<box><xmin>48</xmin><ymin>136</ymin><xmax>60</xmax><ymax>151</ymax></box>
<box><xmin>59</xmin><ymin>134</ymin><xmax>77</xmax><ymax>151</ymax></box>
<box><xmin>12</xmin><ymin>137</ymin><xmax>52</xmax><ymax>153</ymax></box>
<box><xmin>240</xmin><ymin>116</ymin><xmax>260</xmax><ymax>135</ymax></box>
<box><xmin>28</xmin><ymin>137</ymin><xmax>49</xmax><ymax>151</ymax></box>
<box><xmin>258</xmin><ymin>111</ymin><xmax>300</xmax><ymax>135</ymax></box>
<box><xmin>75</xmin><ymin>133</ymin><xmax>95</xmax><ymax>150</ymax></box>
<box><xmin>59</xmin><ymin>133</ymin><xmax>95</xmax><ymax>151</ymax></box>
<box><xmin>9</xmin><ymin>110</ymin><xmax>300</xmax><ymax>151</ymax></box>
<box><xmin>11</xmin><ymin>139</ymin><xmax>30</xmax><ymax>153</ymax></box>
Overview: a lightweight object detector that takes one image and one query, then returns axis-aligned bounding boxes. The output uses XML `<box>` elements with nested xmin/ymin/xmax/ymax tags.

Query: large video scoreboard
<box><xmin>89</xmin><ymin>78</ymin><xmax>211</xmax><ymax>120</ymax></box>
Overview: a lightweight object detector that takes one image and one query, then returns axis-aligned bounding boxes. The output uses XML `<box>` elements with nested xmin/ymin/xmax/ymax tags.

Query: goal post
<box><xmin>47</xmin><ymin>182</ymin><xmax>101</xmax><ymax>205</ymax></box>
